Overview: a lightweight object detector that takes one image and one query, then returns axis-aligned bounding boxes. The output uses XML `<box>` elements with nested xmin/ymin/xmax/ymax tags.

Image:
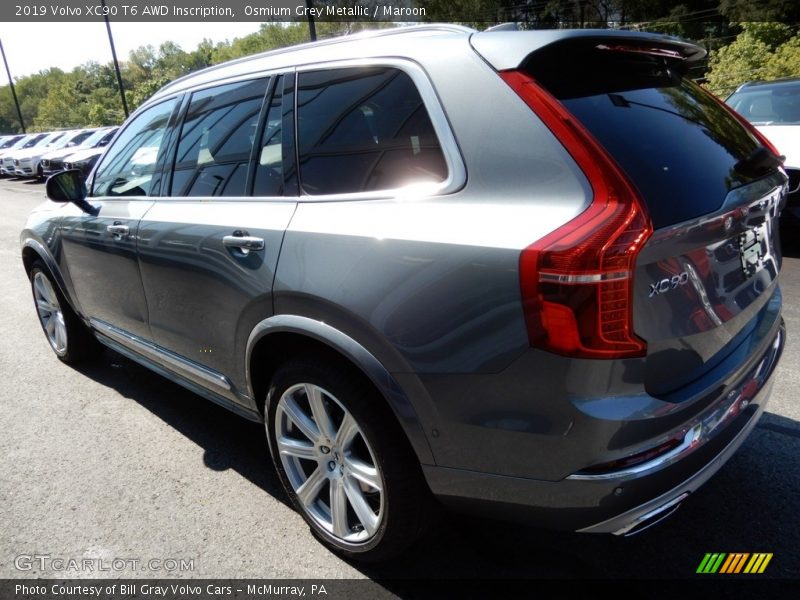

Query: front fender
<box><xmin>20</xmin><ymin>235</ymin><xmax>83</xmax><ymax>318</ymax></box>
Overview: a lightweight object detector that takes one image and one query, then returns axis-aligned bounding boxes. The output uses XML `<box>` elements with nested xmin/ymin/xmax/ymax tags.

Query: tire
<box><xmin>265</xmin><ymin>358</ymin><xmax>432</xmax><ymax>562</ymax></box>
<box><xmin>29</xmin><ymin>260</ymin><xmax>99</xmax><ymax>364</ymax></box>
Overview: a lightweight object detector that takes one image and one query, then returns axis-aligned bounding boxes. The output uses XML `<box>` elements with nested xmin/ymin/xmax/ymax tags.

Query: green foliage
<box><xmin>706</xmin><ymin>22</ymin><xmax>800</xmax><ymax>96</ymax></box>
<box><xmin>1</xmin><ymin>13</ymin><xmax>799</xmax><ymax>133</ymax></box>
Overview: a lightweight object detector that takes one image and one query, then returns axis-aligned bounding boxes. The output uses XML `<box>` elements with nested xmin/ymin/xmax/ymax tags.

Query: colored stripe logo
<box><xmin>697</xmin><ymin>553</ymin><xmax>773</xmax><ymax>574</ymax></box>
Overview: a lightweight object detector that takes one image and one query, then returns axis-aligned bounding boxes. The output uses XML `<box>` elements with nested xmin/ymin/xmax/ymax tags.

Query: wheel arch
<box><xmin>246</xmin><ymin>315</ymin><xmax>435</xmax><ymax>465</ymax></box>
<box><xmin>21</xmin><ymin>239</ymin><xmax>78</xmax><ymax>314</ymax></box>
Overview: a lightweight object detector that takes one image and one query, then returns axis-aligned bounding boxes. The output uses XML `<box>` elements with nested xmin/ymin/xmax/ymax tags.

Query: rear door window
<box><xmin>296</xmin><ymin>66</ymin><xmax>447</xmax><ymax>195</ymax></box>
<box><xmin>170</xmin><ymin>78</ymin><xmax>268</xmax><ymax>197</ymax></box>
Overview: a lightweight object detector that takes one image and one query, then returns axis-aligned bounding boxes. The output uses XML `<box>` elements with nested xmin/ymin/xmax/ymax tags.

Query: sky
<box><xmin>0</xmin><ymin>22</ymin><xmax>265</xmax><ymax>79</ymax></box>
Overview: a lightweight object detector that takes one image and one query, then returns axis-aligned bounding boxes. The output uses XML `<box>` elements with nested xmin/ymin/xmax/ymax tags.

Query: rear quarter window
<box><xmin>296</xmin><ymin>66</ymin><xmax>447</xmax><ymax>195</ymax></box>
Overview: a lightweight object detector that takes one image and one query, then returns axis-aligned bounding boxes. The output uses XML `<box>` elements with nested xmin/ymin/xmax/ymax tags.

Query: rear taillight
<box><xmin>500</xmin><ymin>70</ymin><xmax>652</xmax><ymax>359</ymax></box>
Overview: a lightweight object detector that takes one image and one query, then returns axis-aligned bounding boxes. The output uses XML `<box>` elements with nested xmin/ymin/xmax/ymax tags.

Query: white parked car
<box><xmin>0</xmin><ymin>134</ymin><xmax>24</xmax><ymax>150</ymax></box>
<box><xmin>0</xmin><ymin>133</ymin><xmax>49</xmax><ymax>175</ymax></box>
<box><xmin>2</xmin><ymin>131</ymin><xmax>63</xmax><ymax>176</ymax></box>
<box><xmin>13</xmin><ymin>129</ymin><xmax>94</xmax><ymax>178</ymax></box>
<box><xmin>727</xmin><ymin>78</ymin><xmax>800</xmax><ymax>234</ymax></box>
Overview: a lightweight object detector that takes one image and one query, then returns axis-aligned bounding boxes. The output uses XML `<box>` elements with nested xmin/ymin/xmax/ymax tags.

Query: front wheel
<box><xmin>29</xmin><ymin>261</ymin><xmax>99</xmax><ymax>364</ymax></box>
<box><xmin>265</xmin><ymin>359</ymin><xmax>431</xmax><ymax>561</ymax></box>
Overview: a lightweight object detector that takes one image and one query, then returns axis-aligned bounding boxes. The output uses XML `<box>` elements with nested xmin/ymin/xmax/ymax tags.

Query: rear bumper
<box><xmin>579</xmin><ymin>374</ymin><xmax>771</xmax><ymax>534</ymax></box>
<box><xmin>423</xmin><ymin>322</ymin><xmax>783</xmax><ymax>533</ymax></box>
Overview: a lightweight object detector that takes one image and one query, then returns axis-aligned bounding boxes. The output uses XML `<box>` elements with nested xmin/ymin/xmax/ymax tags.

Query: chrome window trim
<box><xmin>291</xmin><ymin>57</ymin><xmax>466</xmax><ymax>202</ymax></box>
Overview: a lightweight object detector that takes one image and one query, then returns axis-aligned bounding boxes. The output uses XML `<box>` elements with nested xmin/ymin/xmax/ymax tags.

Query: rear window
<box><xmin>523</xmin><ymin>42</ymin><xmax>763</xmax><ymax>228</ymax></box>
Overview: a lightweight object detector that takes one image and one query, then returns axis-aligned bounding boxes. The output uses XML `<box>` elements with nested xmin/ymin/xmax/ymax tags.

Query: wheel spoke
<box><xmin>44</xmin><ymin>317</ymin><xmax>55</xmax><ymax>336</ymax></box>
<box><xmin>36</xmin><ymin>298</ymin><xmax>52</xmax><ymax>314</ymax></box>
<box><xmin>277</xmin><ymin>436</ymin><xmax>316</xmax><ymax>460</ymax></box>
<box><xmin>34</xmin><ymin>277</ymin><xmax>49</xmax><ymax>301</ymax></box>
<box><xmin>54</xmin><ymin>321</ymin><xmax>66</xmax><ymax>350</ymax></box>
<box><xmin>346</xmin><ymin>457</ymin><xmax>382</xmax><ymax>492</ymax></box>
<box><xmin>330</xmin><ymin>477</ymin><xmax>349</xmax><ymax>538</ymax></box>
<box><xmin>281</xmin><ymin>395</ymin><xmax>320</xmax><ymax>442</ymax></box>
<box><xmin>343</xmin><ymin>476</ymin><xmax>379</xmax><ymax>536</ymax></box>
<box><xmin>295</xmin><ymin>466</ymin><xmax>326</xmax><ymax>508</ymax></box>
<box><xmin>335</xmin><ymin>412</ymin><xmax>359</xmax><ymax>450</ymax></box>
<box><xmin>306</xmin><ymin>384</ymin><xmax>336</xmax><ymax>441</ymax></box>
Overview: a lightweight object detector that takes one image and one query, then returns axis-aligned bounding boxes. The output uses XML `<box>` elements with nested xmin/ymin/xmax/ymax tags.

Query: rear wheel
<box><xmin>29</xmin><ymin>261</ymin><xmax>99</xmax><ymax>364</ymax></box>
<box><xmin>265</xmin><ymin>358</ymin><xmax>431</xmax><ymax>561</ymax></box>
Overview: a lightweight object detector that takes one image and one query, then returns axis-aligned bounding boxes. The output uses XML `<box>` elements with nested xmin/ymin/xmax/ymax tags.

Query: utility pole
<box><xmin>306</xmin><ymin>0</ymin><xmax>317</xmax><ymax>41</ymax></box>
<box><xmin>0</xmin><ymin>38</ymin><xmax>25</xmax><ymax>133</ymax></box>
<box><xmin>101</xmin><ymin>0</ymin><xmax>129</xmax><ymax>118</ymax></box>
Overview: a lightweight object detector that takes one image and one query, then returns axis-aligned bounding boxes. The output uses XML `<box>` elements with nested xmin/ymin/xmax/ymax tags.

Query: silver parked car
<box><xmin>21</xmin><ymin>26</ymin><xmax>786</xmax><ymax>561</ymax></box>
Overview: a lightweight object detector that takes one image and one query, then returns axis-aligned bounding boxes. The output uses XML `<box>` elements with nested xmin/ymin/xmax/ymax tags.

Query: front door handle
<box><xmin>223</xmin><ymin>231</ymin><xmax>265</xmax><ymax>252</ymax></box>
<box><xmin>107</xmin><ymin>223</ymin><xmax>129</xmax><ymax>237</ymax></box>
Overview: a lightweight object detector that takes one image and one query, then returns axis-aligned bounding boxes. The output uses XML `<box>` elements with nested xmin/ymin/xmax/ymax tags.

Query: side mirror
<box><xmin>46</xmin><ymin>169</ymin><xmax>98</xmax><ymax>216</ymax></box>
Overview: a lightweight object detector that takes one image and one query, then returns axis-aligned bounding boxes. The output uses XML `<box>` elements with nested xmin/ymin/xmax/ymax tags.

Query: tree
<box><xmin>706</xmin><ymin>22</ymin><xmax>800</xmax><ymax>96</ymax></box>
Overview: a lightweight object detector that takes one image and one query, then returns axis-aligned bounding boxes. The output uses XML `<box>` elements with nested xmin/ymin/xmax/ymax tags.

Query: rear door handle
<box><xmin>222</xmin><ymin>232</ymin><xmax>265</xmax><ymax>252</ymax></box>
<box><xmin>107</xmin><ymin>223</ymin><xmax>129</xmax><ymax>237</ymax></box>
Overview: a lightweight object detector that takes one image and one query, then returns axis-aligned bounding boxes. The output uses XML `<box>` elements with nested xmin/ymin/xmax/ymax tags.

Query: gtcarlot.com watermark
<box><xmin>14</xmin><ymin>554</ymin><xmax>194</xmax><ymax>573</ymax></box>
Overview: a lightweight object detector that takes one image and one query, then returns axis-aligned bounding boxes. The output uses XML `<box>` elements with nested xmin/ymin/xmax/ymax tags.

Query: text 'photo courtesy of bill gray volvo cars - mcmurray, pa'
<box><xmin>21</xmin><ymin>25</ymin><xmax>787</xmax><ymax>561</ymax></box>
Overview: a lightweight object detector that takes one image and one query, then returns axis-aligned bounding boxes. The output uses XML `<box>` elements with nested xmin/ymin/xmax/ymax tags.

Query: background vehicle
<box><xmin>61</xmin><ymin>127</ymin><xmax>119</xmax><ymax>178</ymax></box>
<box><xmin>4</xmin><ymin>131</ymin><xmax>63</xmax><ymax>177</ymax></box>
<box><xmin>0</xmin><ymin>133</ymin><xmax>48</xmax><ymax>175</ymax></box>
<box><xmin>22</xmin><ymin>26</ymin><xmax>786</xmax><ymax>561</ymax></box>
<box><xmin>0</xmin><ymin>134</ymin><xmax>24</xmax><ymax>150</ymax></box>
<box><xmin>727</xmin><ymin>78</ymin><xmax>800</xmax><ymax>240</ymax></box>
<box><xmin>42</xmin><ymin>127</ymin><xmax>118</xmax><ymax>178</ymax></box>
<box><xmin>13</xmin><ymin>129</ymin><xmax>94</xmax><ymax>178</ymax></box>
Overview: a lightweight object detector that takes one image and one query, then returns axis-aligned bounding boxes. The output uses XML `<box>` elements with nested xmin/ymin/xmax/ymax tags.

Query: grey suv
<box><xmin>22</xmin><ymin>26</ymin><xmax>787</xmax><ymax>561</ymax></box>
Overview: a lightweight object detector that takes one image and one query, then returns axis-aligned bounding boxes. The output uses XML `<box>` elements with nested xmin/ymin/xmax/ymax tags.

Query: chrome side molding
<box><xmin>90</xmin><ymin>319</ymin><xmax>232</xmax><ymax>392</ymax></box>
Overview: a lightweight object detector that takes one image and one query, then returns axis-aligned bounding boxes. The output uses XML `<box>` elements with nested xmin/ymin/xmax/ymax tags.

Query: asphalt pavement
<box><xmin>0</xmin><ymin>178</ymin><xmax>797</xmax><ymax>587</ymax></box>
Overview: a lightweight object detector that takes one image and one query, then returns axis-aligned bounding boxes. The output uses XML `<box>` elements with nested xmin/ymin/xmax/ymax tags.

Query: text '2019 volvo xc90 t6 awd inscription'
<box><xmin>22</xmin><ymin>25</ymin><xmax>787</xmax><ymax>561</ymax></box>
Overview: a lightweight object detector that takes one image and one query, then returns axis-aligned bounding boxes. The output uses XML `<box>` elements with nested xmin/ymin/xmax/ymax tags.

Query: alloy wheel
<box><xmin>273</xmin><ymin>383</ymin><xmax>384</xmax><ymax>543</ymax></box>
<box><xmin>33</xmin><ymin>271</ymin><xmax>67</xmax><ymax>355</ymax></box>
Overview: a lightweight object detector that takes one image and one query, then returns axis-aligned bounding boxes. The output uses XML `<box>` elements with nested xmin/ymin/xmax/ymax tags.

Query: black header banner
<box><xmin>3</xmin><ymin>1</ymin><xmax>426</xmax><ymax>22</ymax></box>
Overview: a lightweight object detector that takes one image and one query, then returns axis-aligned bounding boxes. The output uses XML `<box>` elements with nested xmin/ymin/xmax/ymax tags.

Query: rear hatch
<box><xmin>473</xmin><ymin>32</ymin><xmax>786</xmax><ymax>396</ymax></box>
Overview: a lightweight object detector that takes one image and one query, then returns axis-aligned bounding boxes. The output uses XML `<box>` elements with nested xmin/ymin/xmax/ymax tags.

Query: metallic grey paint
<box><xmin>20</xmin><ymin>25</ymin><xmax>786</xmax><ymax>537</ymax></box>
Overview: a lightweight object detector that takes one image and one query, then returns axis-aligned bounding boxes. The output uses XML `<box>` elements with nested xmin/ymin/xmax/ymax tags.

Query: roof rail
<box><xmin>158</xmin><ymin>24</ymin><xmax>475</xmax><ymax>97</ymax></box>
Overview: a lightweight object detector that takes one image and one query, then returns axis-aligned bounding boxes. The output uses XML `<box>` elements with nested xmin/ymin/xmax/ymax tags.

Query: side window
<box><xmin>170</xmin><ymin>79</ymin><xmax>267</xmax><ymax>197</ymax></box>
<box><xmin>296</xmin><ymin>67</ymin><xmax>448</xmax><ymax>195</ymax></box>
<box><xmin>253</xmin><ymin>77</ymin><xmax>283</xmax><ymax>196</ymax></box>
<box><xmin>92</xmin><ymin>99</ymin><xmax>176</xmax><ymax>197</ymax></box>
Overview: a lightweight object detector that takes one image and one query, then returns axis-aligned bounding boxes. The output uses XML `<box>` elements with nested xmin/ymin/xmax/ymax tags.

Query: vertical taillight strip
<box><xmin>500</xmin><ymin>70</ymin><xmax>652</xmax><ymax>359</ymax></box>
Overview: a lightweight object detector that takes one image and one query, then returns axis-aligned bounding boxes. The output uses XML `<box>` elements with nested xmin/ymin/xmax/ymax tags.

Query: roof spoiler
<box><xmin>470</xmin><ymin>29</ymin><xmax>706</xmax><ymax>71</ymax></box>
